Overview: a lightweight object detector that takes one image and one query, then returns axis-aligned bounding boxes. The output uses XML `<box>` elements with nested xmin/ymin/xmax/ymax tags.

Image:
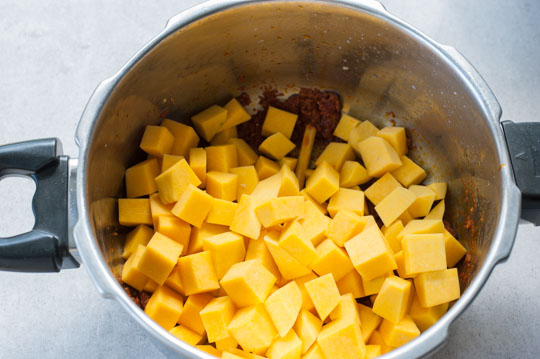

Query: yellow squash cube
<box><xmin>259</xmin><ymin>132</ymin><xmax>296</xmax><ymax>160</ymax></box>
<box><xmin>278</xmin><ymin>164</ymin><xmax>300</xmax><ymax>197</ymax></box>
<box><xmin>255</xmin><ymin>196</ymin><xmax>304</xmax><ymax>228</ymax></box>
<box><xmin>408</xmin><ymin>185</ymin><xmax>436</xmax><ymax>218</ymax></box>
<box><xmin>161</xmin><ymin>119</ymin><xmax>200</xmax><ymax>157</ymax></box>
<box><xmin>397</xmin><ymin>219</ymin><xmax>445</xmax><ymax>241</ymax></box>
<box><xmin>349</xmin><ymin>120</ymin><xmax>380</xmax><ymax>153</ymax></box>
<box><xmin>246</xmin><ymin>236</ymin><xmax>282</xmax><ymax>283</ymax></box>
<box><xmin>444</xmin><ymin>230</ymin><xmax>467</xmax><ymax>268</ymax></box>
<box><xmin>223</xmin><ymin>98</ymin><xmax>251</xmax><ymax>129</ymax></box>
<box><xmin>425</xmin><ymin>200</ymin><xmax>445</xmax><ymax>220</ymax></box>
<box><xmin>188</xmin><ymin>147</ymin><xmax>207</xmax><ymax>188</ymax></box>
<box><xmin>304</xmin><ymin>273</ymin><xmax>341</xmax><ymax>320</ymax></box>
<box><xmin>122</xmin><ymin>224</ymin><xmax>153</xmax><ymax>260</ymax></box>
<box><xmin>122</xmin><ymin>244</ymin><xmax>149</xmax><ymax>291</ymax></box>
<box><xmin>155</xmin><ymin>158</ymin><xmax>201</xmax><ymax>204</ymax></box>
<box><xmin>230</xmin><ymin>194</ymin><xmax>262</xmax><ymax>240</ymax></box>
<box><xmin>300</xmin><ymin>189</ymin><xmax>328</xmax><ymax>215</ymax></box>
<box><xmin>279</xmin><ymin>157</ymin><xmax>298</xmax><ymax>171</ymax></box>
<box><xmin>206</xmin><ymin>144</ymin><xmax>238</xmax><ymax>173</ymax></box>
<box><xmin>188</xmin><ymin>223</ymin><xmax>228</xmax><ymax>254</ymax></box>
<box><xmin>302</xmin><ymin>343</ymin><xmax>325</xmax><ymax>359</ymax></box>
<box><xmin>118</xmin><ymin>198</ymin><xmax>152</xmax><ymax>226</ymax></box>
<box><xmin>228</xmin><ymin>138</ymin><xmax>259</xmax><ymax>166</ymax></box>
<box><xmin>220</xmin><ymin>259</ymin><xmax>277</xmax><ymax>307</ymax></box>
<box><xmin>362</xmin><ymin>273</ymin><xmax>388</xmax><ymax>296</ymax></box>
<box><xmin>382</xmin><ymin>220</ymin><xmax>404</xmax><ymax>254</ymax></box>
<box><xmin>394</xmin><ymin>251</ymin><xmax>415</xmax><ymax>279</ymax></box>
<box><xmin>403</xmin><ymin>233</ymin><xmax>446</xmax><ymax>275</ymax></box>
<box><xmin>206</xmin><ymin>198</ymin><xmax>239</xmax><ymax>226</ymax></box>
<box><xmin>200</xmin><ymin>296</ymin><xmax>237</xmax><ymax>342</ymax></box>
<box><xmin>315</xmin><ymin>142</ymin><xmax>355</xmax><ymax>171</ymax></box>
<box><xmin>211</xmin><ymin>126</ymin><xmax>238</xmax><ymax>146</ymax></box>
<box><xmin>262</xmin><ymin>106</ymin><xmax>298</xmax><ymax>139</ymax></box>
<box><xmin>145</xmin><ymin>286</ymin><xmax>183</xmax><ymax>330</ymax></box>
<box><xmin>228</xmin><ymin>304</ymin><xmax>278</xmax><ymax>355</ymax></box>
<box><xmin>428</xmin><ymin>182</ymin><xmax>447</xmax><ymax>200</ymax></box>
<box><xmin>367</xmin><ymin>330</ymin><xmax>394</xmax><ymax>354</ymax></box>
<box><xmin>336</xmin><ymin>270</ymin><xmax>365</xmax><ymax>299</ymax></box>
<box><xmin>255</xmin><ymin>156</ymin><xmax>281</xmax><ymax>180</ymax></box>
<box><xmin>230</xmin><ymin>166</ymin><xmax>259</xmax><ymax>198</ymax></box>
<box><xmin>251</xmin><ymin>172</ymin><xmax>282</xmax><ymax>202</ymax></box>
<box><xmin>344</xmin><ymin>225</ymin><xmax>396</xmax><ymax>280</ymax></box>
<box><xmin>364</xmin><ymin>345</ymin><xmax>382</xmax><ymax>359</ymax></box>
<box><xmin>409</xmin><ymin>294</ymin><xmax>449</xmax><ymax>331</ymax></box>
<box><xmin>357</xmin><ymin>136</ymin><xmax>402</xmax><ymax>177</ymax></box>
<box><xmin>414</xmin><ymin>268</ymin><xmax>460</xmax><ymax>307</ymax></box>
<box><xmin>300</xmin><ymin>201</ymin><xmax>331</xmax><ymax>246</ymax></box>
<box><xmin>357</xmin><ymin>303</ymin><xmax>382</xmax><ymax>343</ymax></box>
<box><xmin>294</xmin><ymin>310</ymin><xmax>322</xmax><ymax>354</ymax></box>
<box><xmin>399</xmin><ymin>209</ymin><xmax>414</xmax><ymax>225</ymax></box>
<box><xmin>161</xmin><ymin>154</ymin><xmax>184</xmax><ymax>173</ymax></box>
<box><xmin>310</xmin><ymin>239</ymin><xmax>353</xmax><ymax>281</ymax></box>
<box><xmin>177</xmin><ymin>293</ymin><xmax>214</xmax><ymax>335</ymax></box>
<box><xmin>125</xmin><ymin>158</ymin><xmax>160</xmax><ymax>198</ymax></box>
<box><xmin>333</xmin><ymin>113</ymin><xmax>360</xmax><ymax>141</ymax></box>
<box><xmin>137</xmin><ymin>232</ymin><xmax>183</xmax><ymax>285</ymax></box>
<box><xmin>156</xmin><ymin>215</ymin><xmax>191</xmax><ymax>255</ymax></box>
<box><xmin>340</xmin><ymin>160</ymin><xmax>371</xmax><ymax>187</ymax></box>
<box><xmin>305</xmin><ymin>161</ymin><xmax>340</xmax><ymax>204</ymax></box>
<box><xmin>327</xmin><ymin>188</ymin><xmax>365</xmax><ymax>218</ymax></box>
<box><xmin>376</xmin><ymin>127</ymin><xmax>407</xmax><ymax>156</ymax></box>
<box><xmin>279</xmin><ymin>219</ymin><xmax>317</xmax><ymax>267</ymax></box>
<box><xmin>326</xmin><ymin>211</ymin><xmax>374</xmax><ymax>247</ymax></box>
<box><xmin>165</xmin><ymin>262</ymin><xmax>185</xmax><ymax>295</ymax></box>
<box><xmin>317</xmin><ymin>318</ymin><xmax>366</xmax><ymax>359</ymax></box>
<box><xmin>294</xmin><ymin>272</ymin><xmax>318</xmax><ymax>312</ymax></box>
<box><xmin>196</xmin><ymin>345</ymin><xmax>222</xmax><ymax>357</ymax></box>
<box><xmin>265</xmin><ymin>281</ymin><xmax>303</xmax><ymax>337</ymax></box>
<box><xmin>264</xmin><ymin>232</ymin><xmax>312</xmax><ymax>280</ymax></box>
<box><xmin>171</xmin><ymin>184</ymin><xmax>213</xmax><ymax>228</ymax></box>
<box><xmin>375</xmin><ymin>186</ymin><xmax>417</xmax><ymax>227</ymax></box>
<box><xmin>364</xmin><ymin>172</ymin><xmax>401</xmax><ymax>205</ymax></box>
<box><xmin>191</xmin><ymin>104</ymin><xmax>228</xmax><ymax>142</ymax></box>
<box><xmin>169</xmin><ymin>325</ymin><xmax>203</xmax><ymax>346</ymax></box>
<box><xmin>206</xmin><ymin>171</ymin><xmax>238</xmax><ymax>201</ymax></box>
<box><xmin>216</xmin><ymin>336</ymin><xmax>239</xmax><ymax>351</ymax></box>
<box><xmin>391</xmin><ymin>156</ymin><xmax>426</xmax><ymax>187</ymax></box>
<box><xmin>372</xmin><ymin>276</ymin><xmax>412</xmax><ymax>323</ymax></box>
<box><xmin>178</xmin><ymin>251</ymin><xmax>220</xmax><ymax>295</ymax></box>
<box><xmin>379</xmin><ymin>316</ymin><xmax>420</xmax><ymax>347</ymax></box>
<box><xmin>203</xmin><ymin>231</ymin><xmax>246</xmax><ymax>279</ymax></box>
<box><xmin>329</xmin><ymin>294</ymin><xmax>361</xmax><ymax>324</ymax></box>
<box><xmin>149</xmin><ymin>192</ymin><xmax>174</xmax><ymax>226</ymax></box>
<box><xmin>266</xmin><ymin>329</ymin><xmax>302</xmax><ymax>359</ymax></box>
<box><xmin>140</xmin><ymin>125</ymin><xmax>174</xmax><ymax>157</ymax></box>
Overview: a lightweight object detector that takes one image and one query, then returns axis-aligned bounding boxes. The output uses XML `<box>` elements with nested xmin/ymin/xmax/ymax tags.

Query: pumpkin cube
<box><xmin>333</xmin><ymin>113</ymin><xmax>360</xmax><ymax>141</ymax></box>
<box><xmin>262</xmin><ymin>106</ymin><xmax>298</xmax><ymax>139</ymax></box>
<box><xmin>169</xmin><ymin>325</ymin><xmax>203</xmax><ymax>346</ymax></box>
<box><xmin>414</xmin><ymin>268</ymin><xmax>460</xmax><ymax>307</ymax></box>
<box><xmin>327</xmin><ymin>188</ymin><xmax>365</xmax><ymax>218</ymax></box>
<box><xmin>336</xmin><ymin>270</ymin><xmax>365</xmax><ymax>298</ymax></box>
<box><xmin>302</xmin><ymin>343</ymin><xmax>325</xmax><ymax>359</ymax></box>
<box><xmin>259</xmin><ymin>132</ymin><xmax>296</xmax><ymax>160</ymax></box>
<box><xmin>310</xmin><ymin>239</ymin><xmax>353</xmax><ymax>281</ymax></box>
<box><xmin>305</xmin><ymin>273</ymin><xmax>340</xmax><ymax>320</ymax></box>
<box><xmin>206</xmin><ymin>198</ymin><xmax>239</xmax><ymax>227</ymax></box>
<box><xmin>122</xmin><ymin>224</ymin><xmax>153</xmax><ymax>260</ymax></box>
<box><xmin>357</xmin><ymin>303</ymin><xmax>382</xmax><ymax>343</ymax></box>
<box><xmin>340</xmin><ymin>160</ymin><xmax>371</xmax><ymax>187</ymax></box>
<box><xmin>216</xmin><ymin>336</ymin><xmax>239</xmax><ymax>351</ymax></box>
<box><xmin>200</xmin><ymin>296</ymin><xmax>237</xmax><ymax>342</ymax></box>
<box><xmin>188</xmin><ymin>147</ymin><xmax>207</xmax><ymax>188</ymax></box>
<box><xmin>210</xmin><ymin>126</ymin><xmax>238</xmax><ymax>146</ymax></box>
<box><xmin>206</xmin><ymin>144</ymin><xmax>238</xmax><ymax>173</ymax></box>
<box><xmin>223</xmin><ymin>98</ymin><xmax>251</xmax><ymax>130</ymax></box>
<box><xmin>349</xmin><ymin>120</ymin><xmax>380</xmax><ymax>154</ymax></box>
<box><xmin>376</xmin><ymin>127</ymin><xmax>407</xmax><ymax>156</ymax></box>
<box><xmin>444</xmin><ymin>230</ymin><xmax>467</xmax><ymax>267</ymax></box>
<box><xmin>394</xmin><ymin>251</ymin><xmax>415</xmax><ymax>279</ymax></box>
<box><xmin>403</xmin><ymin>233</ymin><xmax>446</xmax><ymax>275</ymax></box>
<box><xmin>203</xmin><ymin>231</ymin><xmax>246</xmax><ymax>279</ymax></box>
<box><xmin>140</xmin><ymin>125</ymin><xmax>174</xmax><ymax>157</ymax></box>
<box><xmin>279</xmin><ymin>219</ymin><xmax>317</xmax><ymax>267</ymax></box>
<box><xmin>228</xmin><ymin>304</ymin><xmax>278</xmax><ymax>355</ymax></box>
<box><xmin>156</xmin><ymin>215</ymin><xmax>191</xmax><ymax>255</ymax></box>
<box><xmin>177</xmin><ymin>293</ymin><xmax>214</xmax><ymax>335</ymax></box>
<box><xmin>161</xmin><ymin>154</ymin><xmax>184</xmax><ymax>173</ymax></box>
<box><xmin>196</xmin><ymin>345</ymin><xmax>222</xmax><ymax>357</ymax></box>
<box><xmin>228</xmin><ymin>138</ymin><xmax>258</xmax><ymax>166</ymax></box>
<box><xmin>265</xmin><ymin>281</ymin><xmax>303</xmax><ymax>337</ymax></box>
<box><xmin>362</xmin><ymin>273</ymin><xmax>389</xmax><ymax>296</ymax></box>
<box><xmin>305</xmin><ymin>161</ymin><xmax>340</xmax><ymax>204</ymax></box>
<box><xmin>206</xmin><ymin>171</ymin><xmax>238</xmax><ymax>201</ymax></box>
<box><xmin>251</xmin><ymin>173</ymin><xmax>282</xmax><ymax>202</ymax></box>
<box><xmin>164</xmin><ymin>262</ymin><xmax>185</xmax><ymax>295</ymax></box>
<box><xmin>294</xmin><ymin>310</ymin><xmax>322</xmax><ymax>354</ymax></box>
<box><xmin>372</xmin><ymin>276</ymin><xmax>412</xmax><ymax>323</ymax></box>
<box><xmin>143</xmin><ymin>279</ymin><xmax>158</xmax><ymax>293</ymax></box>
<box><xmin>408</xmin><ymin>185</ymin><xmax>436</xmax><ymax>218</ymax></box>
<box><xmin>345</xmin><ymin>225</ymin><xmax>396</xmax><ymax>280</ymax></box>
<box><xmin>381</xmin><ymin>220</ymin><xmax>404</xmax><ymax>254</ymax></box>
<box><xmin>326</xmin><ymin>211</ymin><xmax>374</xmax><ymax>247</ymax></box>
<box><xmin>188</xmin><ymin>223</ymin><xmax>228</xmax><ymax>254</ymax></box>
<box><xmin>357</xmin><ymin>136</ymin><xmax>402</xmax><ymax>177</ymax></box>
<box><xmin>266</xmin><ymin>329</ymin><xmax>302</xmax><ymax>359</ymax></box>
<box><xmin>155</xmin><ymin>158</ymin><xmax>201</xmax><ymax>204</ymax></box>
<box><xmin>161</xmin><ymin>119</ymin><xmax>200</xmax><ymax>157</ymax></box>
<box><xmin>317</xmin><ymin>318</ymin><xmax>366</xmax><ymax>359</ymax></box>
<box><xmin>428</xmin><ymin>182</ymin><xmax>447</xmax><ymax>200</ymax></box>
<box><xmin>391</xmin><ymin>156</ymin><xmax>426</xmax><ymax>187</ymax></box>
<box><xmin>329</xmin><ymin>294</ymin><xmax>361</xmax><ymax>324</ymax></box>
<box><xmin>121</xmin><ymin>244</ymin><xmax>149</xmax><ymax>291</ymax></box>
<box><xmin>230</xmin><ymin>194</ymin><xmax>262</xmax><ymax>240</ymax></box>
<box><xmin>300</xmin><ymin>201</ymin><xmax>331</xmax><ymax>246</ymax></box>
<box><xmin>409</xmin><ymin>294</ymin><xmax>449</xmax><ymax>331</ymax></box>
<box><xmin>294</xmin><ymin>272</ymin><xmax>318</xmax><ymax>312</ymax></box>
<box><xmin>118</xmin><ymin>198</ymin><xmax>152</xmax><ymax>226</ymax></box>
<box><xmin>425</xmin><ymin>200</ymin><xmax>445</xmax><ymax>220</ymax></box>
<box><xmin>230</xmin><ymin>166</ymin><xmax>259</xmax><ymax>198</ymax></box>
<box><xmin>223</xmin><ymin>349</ymin><xmax>266</xmax><ymax>359</ymax></box>
<box><xmin>399</xmin><ymin>209</ymin><xmax>414</xmax><ymax>225</ymax></box>
<box><xmin>375</xmin><ymin>186</ymin><xmax>416</xmax><ymax>227</ymax></box>
<box><xmin>364</xmin><ymin>345</ymin><xmax>382</xmax><ymax>358</ymax></box>
<box><xmin>192</xmin><ymin>104</ymin><xmax>228</xmax><ymax>142</ymax></box>
<box><xmin>145</xmin><ymin>285</ymin><xmax>183</xmax><ymax>330</ymax></box>
<box><xmin>246</xmin><ymin>237</ymin><xmax>282</xmax><ymax>283</ymax></box>
<box><xmin>397</xmin><ymin>219</ymin><xmax>444</xmax><ymax>241</ymax></box>
<box><xmin>300</xmin><ymin>189</ymin><xmax>328</xmax><ymax>215</ymax></box>
<box><xmin>125</xmin><ymin>158</ymin><xmax>160</xmax><ymax>198</ymax></box>
<box><xmin>255</xmin><ymin>156</ymin><xmax>281</xmax><ymax>180</ymax></box>
<box><xmin>220</xmin><ymin>259</ymin><xmax>277</xmax><ymax>307</ymax></box>
<box><xmin>171</xmin><ymin>184</ymin><xmax>213</xmax><ymax>228</ymax></box>
<box><xmin>278</xmin><ymin>164</ymin><xmax>300</xmax><ymax>196</ymax></box>
<box><xmin>315</xmin><ymin>142</ymin><xmax>355</xmax><ymax>171</ymax></box>
<box><xmin>279</xmin><ymin>157</ymin><xmax>298</xmax><ymax>171</ymax></box>
<box><xmin>364</xmin><ymin>173</ymin><xmax>401</xmax><ymax>205</ymax></box>
<box><xmin>264</xmin><ymin>232</ymin><xmax>312</xmax><ymax>280</ymax></box>
<box><xmin>379</xmin><ymin>316</ymin><xmax>420</xmax><ymax>347</ymax></box>
<box><xmin>367</xmin><ymin>330</ymin><xmax>394</xmax><ymax>354</ymax></box>
<box><xmin>178</xmin><ymin>251</ymin><xmax>220</xmax><ymax>295</ymax></box>
<box><xmin>149</xmin><ymin>192</ymin><xmax>174</xmax><ymax>227</ymax></box>
<box><xmin>138</xmin><ymin>232</ymin><xmax>183</xmax><ymax>285</ymax></box>
<box><xmin>256</xmin><ymin>196</ymin><xmax>304</xmax><ymax>228</ymax></box>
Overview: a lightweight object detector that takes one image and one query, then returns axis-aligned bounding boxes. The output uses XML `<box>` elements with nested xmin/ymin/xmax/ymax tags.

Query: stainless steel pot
<box><xmin>1</xmin><ymin>1</ymin><xmax>538</xmax><ymax>358</ymax></box>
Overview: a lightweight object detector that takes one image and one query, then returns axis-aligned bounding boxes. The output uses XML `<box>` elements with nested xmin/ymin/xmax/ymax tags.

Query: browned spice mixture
<box><xmin>123</xmin><ymin>284</ymin><xmax>151</xmax><ymax>310</ymax></box>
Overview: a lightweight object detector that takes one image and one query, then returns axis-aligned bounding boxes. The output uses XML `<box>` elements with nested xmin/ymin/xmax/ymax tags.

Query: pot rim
<box><xmin>73</xmin><ymin>1</ymin><xmax>521</xmax><ymax>358</ymax></box>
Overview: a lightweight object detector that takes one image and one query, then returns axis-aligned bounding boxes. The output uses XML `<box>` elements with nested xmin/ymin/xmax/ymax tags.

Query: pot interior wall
<box><xmin>85</xmin><ymin>1</ymin><xmax>501</xmax><ymax>295</ymax></box>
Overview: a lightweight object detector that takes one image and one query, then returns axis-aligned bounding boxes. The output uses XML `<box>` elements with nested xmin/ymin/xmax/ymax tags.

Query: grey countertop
<box><xmin>0</xmin><ymin>1</ymin><xmax>539</xmax><ymax>358</ymax></box>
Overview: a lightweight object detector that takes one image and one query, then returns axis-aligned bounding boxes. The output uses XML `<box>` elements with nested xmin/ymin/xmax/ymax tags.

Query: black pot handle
<box><xmin>502</xmin><ymin>121</ymin><xmax>540</xmax><ymax>225</ymax></box>
<box><xmin>0</xmin><ymin>138</ymin><xmax>77</xmax><ymax>272</ymax></box>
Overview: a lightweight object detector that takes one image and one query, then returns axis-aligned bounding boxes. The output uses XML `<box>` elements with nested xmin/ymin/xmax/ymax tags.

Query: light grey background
<box><xmin>0</xmin><ymin>1</ymin><xmax>539</xmax><ymax>358</ymax></box>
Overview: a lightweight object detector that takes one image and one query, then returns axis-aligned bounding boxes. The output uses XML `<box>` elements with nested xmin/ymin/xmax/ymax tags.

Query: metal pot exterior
<box><xmin>73</xmin><ymin>1</ymin><xmax>521</xmax><ymax>358</ymax></box>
